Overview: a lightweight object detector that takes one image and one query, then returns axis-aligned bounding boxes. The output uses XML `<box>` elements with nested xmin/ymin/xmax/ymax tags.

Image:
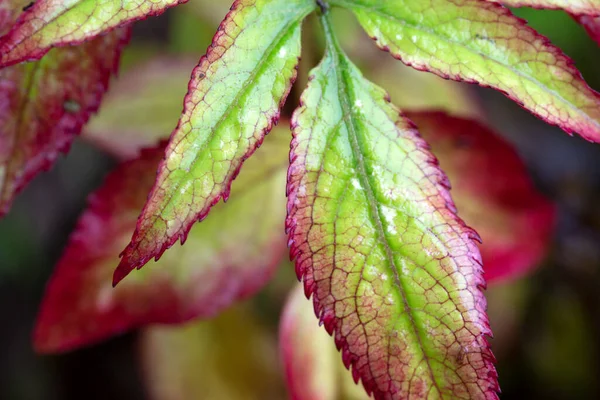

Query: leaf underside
<box><xmin>331</xmin><ymin>0</ymin><xmax>600</xmax><ymax>143</ymax></box>
<box><xmin>0</xmin><ymin>0</ymin><xmax>186</xmax><ymax>67</ymax></box>
<box><xmin>406</xmin><ymin>111</ymin><xmax>556</xmax><ymax>283</ymax></box>
<box><xmin>0</xmin><ymin>23</ymin><xmax>130</xmax><ymax>216</ymax></box>
<box><xmin>34</xmin><ymin>127</ymin><xmax>288</xmax><ymax>353</ymax></box>
<box><xmin>287</xmin><ymin>14</ymin><xmax>497</xmax><ymax>400</ymax></box>
<box><xmin>114</xmin><ymin>0</ymin><xmax>316</xmax><ymax>284</ymax></box>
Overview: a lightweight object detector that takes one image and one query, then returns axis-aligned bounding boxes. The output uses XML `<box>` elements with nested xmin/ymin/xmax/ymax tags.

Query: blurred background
<box><xmin>1</xmin><ymin>1</ymin><xmax>600</xmax><ymax>399</ymax></box>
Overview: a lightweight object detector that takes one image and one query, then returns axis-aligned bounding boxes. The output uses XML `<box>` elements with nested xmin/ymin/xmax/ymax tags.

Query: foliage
<box><xmin>1</xmin><ymin>0</ymin><xmax>598</xmax><ymax>398</ymax></box>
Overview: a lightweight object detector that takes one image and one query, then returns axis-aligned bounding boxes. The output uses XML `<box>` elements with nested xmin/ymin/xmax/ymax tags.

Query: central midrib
<box><xmin>330</xmin><ymin>51</ymin><xmax>444</xmax><ymax>396</ymax></box>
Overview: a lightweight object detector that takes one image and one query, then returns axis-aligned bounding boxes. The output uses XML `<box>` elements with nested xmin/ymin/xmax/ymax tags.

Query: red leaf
<box><xmin>0</xmin><ymin>26</ymin><xmax>130</xmax><ymax>216</ymax></box>
<box><xmin>34</xmin><ymin>132</ymin><xmax>288</xmax><ymax>353</ymax></box>
<box><xmin>406</xmin><ymin>111</ymin><xmax>556</xmax><ymax>283</ymax></box>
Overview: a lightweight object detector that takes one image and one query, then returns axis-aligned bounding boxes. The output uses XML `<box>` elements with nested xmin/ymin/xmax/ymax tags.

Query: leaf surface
<box><xmin>0</xmin><ymin>2</ymin><xmax>129</xmax><ymax>216</ymax></box>
<box><xmin>114</xmin><ymin>0</ymin><xmax>315</xmax><ymax>284</ymax></box>
<box><xmin>141</xmin><ymin>304</ymin><xmax>286</xmax><ymax>400</ymax></box>
<box><xmin>287</xmin><ymin>14</ymin><xmax>497</xmax><ymax>400</ymax></box>
<box><xmin>331</xmin><ymin>0</ymin><xmax>600</xmax><ymax>143</ymax></box>
<box><xmin>280</xmin><ymin>284</ymin><xmax>373</xmax><ymax>400</ymax></box>
<box><xmin>0</xmin><ymin>0</ymin><xmax>185</xmax><ymax>67</ymax></box>
<box><xmin>33</xmin><ymin>128</ymin><xmax>288</xmax><ymax>353</ymax></box>
<box><xmin>488</xmin><ymin>0</ymin><xmax>600</xmax><ymax>16</ymax></box>
<box><xmin>406</xmin><ymin>111</ymin><xmax>556</xmax><ymax>283</ymax></box>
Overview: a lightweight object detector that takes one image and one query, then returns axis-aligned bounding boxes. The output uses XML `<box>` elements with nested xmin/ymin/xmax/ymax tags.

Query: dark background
<box><xmin>1</xmin><ymin>2</ymin><xmax>600</xmax><ymax>399</ymax></box>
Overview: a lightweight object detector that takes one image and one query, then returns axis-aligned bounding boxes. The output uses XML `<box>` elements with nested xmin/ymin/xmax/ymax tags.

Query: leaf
<box><xmin>331</xmin><ymin>0</ymin><xmax>600</xmax><ymax>143</ymax></box>
<box><xmin>280</xmin><ymin>284</ymin><xmax>373</xmax><ymax>400</ymax></box>
<box><xmin>576</xmin><ymin>15</ymin><xmax>600</xmax><ymax>46</ymax></box>
<box><xmin>487</xmin><ymin>0</ymin><xmax>600</xmax><ymax>16</ymax></box>
<box><xmin>141</xmin><ymin>304</ymin><xmax>286</xmax><ymax>400</ymax></box>
<box><xmin>33</xmin><ymin>127</ymin><xmax>288</xmax><ymax>353</ymax></box>
<box><xmin>0</xmin><ymin>0</ymin><xmax>186</xmax><ymax>67</ymax></box>
<box><xmin>114</xmin><ymin>0</ymin><xmax>316</xmax><ymax>285</ymax></box>
<box><xmin>286</xmin><ymin>13</ymin><xmax>497</xmax><ymax>400</ymax></box>
<box><xmin>0</xmin><ymin>9</ymin><xmax>129</xmax><ymax>216</ymax></box>
<box><xmin>85</xmin><ymin>57</ymin><xmax>198</xmax><ymax>159</ymax></box>
<box><xmin>406</xmin><ymin>111</ymin><xmax>556</xmax><ymax>283</ymax></box>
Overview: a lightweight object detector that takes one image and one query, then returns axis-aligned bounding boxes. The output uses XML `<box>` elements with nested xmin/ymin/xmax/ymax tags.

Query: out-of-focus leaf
<box><xmin>488</xmin><ymin>0</ymin><xmax>600</xmax><ymax>15</ymax></box>
<box><xmin>373</xmin><ymin>62</ymin><xmax>483</xmax><ymax>120</ymax></box>
<box><xmin>332</xmin><ymin>0</ymin><xmax>600</xmax><ymax>143</ymax></box>
<box><xmin>280</xmin><ymin>284</ymin><xmax>372</xmax><ymax>400</ymax></box>
<box><xmin>115</xmin><ymin>0</ymin><xmax>316</xmax><ymax>284</ymax></box>
<box><xmin>0</xmin><ymin>1</ymin><xmax>129</xmax><ymax>216</ymax></box>
<box><xmin>287</xmin><ymin>14</ymin><xmax>497</xmax><ymax>399</ymax></box>
<box><xmin>85</xmin><ymin>57</ymin><xmax>197</xmax><ymax>159</ymax></box>
<box><xmin>0</xmin><ymin>0</ymin><xmax>186</xmax><ymax>67</ymax></box>
<box><xmin>141</xmin><ymin>304</ymin><xmax>286</xmax><ymax>400</ymax></box>
<box><xmin>33</xmin><ymin>126</ymin><xmax>288</xmax><ymax>353</ymax></box>
<box><xmin>407</xmin><ymin>111</ymin><xmax>556</xmax><ymax>283</ymax></box>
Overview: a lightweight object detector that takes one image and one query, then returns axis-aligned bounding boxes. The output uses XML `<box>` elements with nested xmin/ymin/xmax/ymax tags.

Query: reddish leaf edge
<box><xmin>0</xmin><ymin>0</ymin><xmax>188</xmax><ymax>68</ymax></box>
<box><xmin>494</xmin><ymin>1</ymin><xmax>600</xmax><ymax>17</ymax></box>
<box><xmin>403</xmin><ymin>110</ymin><xmax>557</xmax><ymax>284</ymax></box>
<box><xmin>574</xmin><ymin>14</ymin><xmax>600</xmax><ymax>46</ymax></box>
<box><xmin>345</xmin><ymin>0</ymin><xmax>600</xmax><ymax>144</ymax></box>
<box><xmin>112</xmin><ymin>0</ymin><xmax>302</xmax><ymax>287</ymax></box>
<box><xmin>285</xmin><ymin>73</ymin><xmax>498</xmax><ymax>398</ymax></box>
<box><xmin>0</xmin><ymin>27</ymin><xmax>132</xmax><ymax>218</ymax></box>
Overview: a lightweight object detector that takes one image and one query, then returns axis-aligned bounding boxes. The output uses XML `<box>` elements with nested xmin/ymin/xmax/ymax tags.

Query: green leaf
<box><xmin>0</xmin><ymin>0</ymin><xmax>185</xmax><ymax>67</ymax></box>
<box><xmin>331</xmin><ymin>0</ymin><xmax>600</xmax><ymax>143</ymax></box>
<box><xmin>286</xmin><ymin>12</ymin><xmax>497</xmax><ymax>399</ymax></box>
<box><xmin>114</xmin><ymin>0</ymin><xmax>316</xmax><ymax>284</ymax></box>
<box><xmin>488</xmin><ymin>0</ymin><xmax>600</xmax><ymax>16</ymax></box>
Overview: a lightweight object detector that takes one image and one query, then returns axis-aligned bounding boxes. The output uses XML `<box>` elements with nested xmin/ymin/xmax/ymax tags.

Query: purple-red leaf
<box><xmin>114</xmin><ymin>0</ymin><xmax>315</xmax><ymax>284</ymax></box>
<box><xmin>0</xmin><ymin>14</ymin><xmax>129</xmax><ymax>216</ymax></box>
<box><xmin>406</xmin><ymin>111</ymin><xmax>556</xmax><ymax>283</ymax></box>
<box><xmin>0</xmin><ymin>0</ymin><xmax>186</xmax><ymax>67</ymax></box>
<box><xmin>34</xmin><ymin>128</ymin><xmax>288</xmax><ymax>353</ymax></box>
